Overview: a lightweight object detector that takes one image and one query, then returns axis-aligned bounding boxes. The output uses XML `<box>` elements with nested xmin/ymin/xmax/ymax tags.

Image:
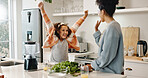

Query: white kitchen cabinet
<box><xmin>119</xmin><ymin>0</ymin><xmax>148</xmax><ymax>8</ymax></box>
<box><xmin>53</xmin><ymin>0</ymin><xmax>98</xmax><ymax>16</ymax></box>
<box><xmin>53</xmin><ymin>0</ymin><xmax>148</xmax><ymax>16</ymax></box>
<box><xmin>124</xmin><ymin>61</ymin><xmax>148</xmax><ymax>78</ymax></box>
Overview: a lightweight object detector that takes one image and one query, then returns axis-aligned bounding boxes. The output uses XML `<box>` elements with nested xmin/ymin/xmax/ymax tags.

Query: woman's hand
<box><xmin>83</xmin><ymin>10</ymin><xmax>88</xmax><ymax>19</ymax></box>
<box><xmin>95</xmin><ymin>20</ymin><xmax>101</xmax><ymax>32</ymax></box>
<box><xmin>38</xmin><ymin>2</ymin><xmax>44</xmax><ymax>10</ymax></box>
<box><xmin>83</xmin><ymin>64</ymin><xmax>93</xmax><ymax>72</ymax></box>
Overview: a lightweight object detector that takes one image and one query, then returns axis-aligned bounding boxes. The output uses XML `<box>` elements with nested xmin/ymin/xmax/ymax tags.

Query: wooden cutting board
<box><xmin>124</xmin><ymin>56</ymin><xmax>142</xmax><ymax>61</ymax></box>
<box><xmin>122</xmin><ymin>27</ymin><xmax>140</xmax><ymax>55</ymax></box>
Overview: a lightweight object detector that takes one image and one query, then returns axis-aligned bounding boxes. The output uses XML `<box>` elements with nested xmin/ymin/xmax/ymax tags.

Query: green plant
<box><xmin>51</xmin><ymin>61</ymin><xmax>80</xmax><ymax>75</ymax></box>
<box><xmin>44</xmin><ymin>0</ymin><xmax>52</xmax><ymax>3</ymax></box>
<box><xmin>35</xmin><ymin>0</ymin><xmax>52</xmax><ymax>3</ymax></box>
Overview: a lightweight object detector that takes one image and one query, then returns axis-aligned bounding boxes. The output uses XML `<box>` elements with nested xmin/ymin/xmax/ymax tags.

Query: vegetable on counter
<box><xmin>50</xmin><ymin>61</ymin><xmax>80</xmax><ymax>75</ymax></box>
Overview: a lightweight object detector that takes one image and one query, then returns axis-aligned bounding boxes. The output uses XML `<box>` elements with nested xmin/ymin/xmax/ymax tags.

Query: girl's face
<box><xmin>59</xmin><ymin>26</ymin><xmax>69</xmax><ymax>39</ymax></box>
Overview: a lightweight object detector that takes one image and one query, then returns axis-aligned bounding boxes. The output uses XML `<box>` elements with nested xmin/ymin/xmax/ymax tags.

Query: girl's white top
<box><xmin>50</xmin><ymin>40</ymin><xmax>68</xmax><ymax>62</ymax></box>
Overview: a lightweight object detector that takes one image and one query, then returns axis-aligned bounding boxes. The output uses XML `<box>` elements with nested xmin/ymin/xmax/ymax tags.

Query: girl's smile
<box><xmin>59</xmin><ymin>26</ymin><xmax>69</xmax><ymax>39</ymax></box>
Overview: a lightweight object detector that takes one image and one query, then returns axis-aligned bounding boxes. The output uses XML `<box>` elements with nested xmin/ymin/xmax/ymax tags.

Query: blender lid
<box><xmin>24</xmin><ymin>41</ymin><xmax>36</xmax><ymax>44</ymax></box>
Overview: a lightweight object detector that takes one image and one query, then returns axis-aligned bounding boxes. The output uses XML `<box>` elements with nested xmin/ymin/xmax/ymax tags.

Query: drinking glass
<box><xmin>81</xmin><ymin>64</ymin><xmax>89</xmax><ymax>78</ymax></box>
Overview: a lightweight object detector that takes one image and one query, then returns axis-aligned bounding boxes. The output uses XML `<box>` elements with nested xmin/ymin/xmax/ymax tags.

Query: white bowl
<box><xmin>142</xmin><ymin>57</ymin><xmax>148</xmax><ymax>62</ymax></box>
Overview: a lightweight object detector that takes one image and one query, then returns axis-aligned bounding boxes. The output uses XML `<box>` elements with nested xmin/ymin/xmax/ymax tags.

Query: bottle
<box><xmin>128</xmin><ymin>46</ymin><xmax>134</xmax><ymax>56</ymax></box>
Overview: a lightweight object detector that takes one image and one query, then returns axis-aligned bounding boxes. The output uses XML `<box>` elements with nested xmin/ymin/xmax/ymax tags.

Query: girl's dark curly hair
<box><xmin>96</xmin><ymin>0</ymin><xmax>119</xmax><ymax>17</ymax></box>
<box><xmin>54</xmin><ymin>22</ymin><xmax>72</xmax><ymax>39</ymax></box>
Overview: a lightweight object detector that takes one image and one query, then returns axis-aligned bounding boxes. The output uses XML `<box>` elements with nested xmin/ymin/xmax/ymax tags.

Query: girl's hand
<box><xmin>95</xmin><ymin>20</ymin><xmax>101</xmax><ymax>32</ymax></box>
<box><xmin>38</xmin><ymin>2</ymin><xmax>44</xmax><ymax>10</ymax></box>
<box><xmin>83</xmin><ymin>10</ymin><xmax>88</xmax><ymax>19</ymax></box>
<box><xmin>84</xmin><ymin>10</ymin><xmax>88</xmax><ymax>17</ymax></box>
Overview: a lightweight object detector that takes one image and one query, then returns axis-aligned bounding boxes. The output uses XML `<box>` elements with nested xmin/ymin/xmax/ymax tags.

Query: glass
<box><xmin>128</xmin><ymin>46</ymin><xmax>134</xmax><ymax>56</ymax></box>
<box><xmin>24</xmin><ymin>43</ymin><xmax>36</xmax><ymax>56</ymax></box>
<box><xmin>0</xmin><ymin>0</ymin><xmax>8</xmax><ymax>19</ymax></box>
<box><xmin>0</xmin><ymin>20</ymin><xmax>9</xmax><ymax>41</ymax></box>
<box><xmin>43</xmin><ymin>60</ymin><xmax>51</xmax><ymax>71</ymax></box>
<box><xmin>0</xmin><ymin>0</ymin><xmax>10</xmax><ymax>59</ymax></box>
<box><xmin>81</xmin><ymin>64</ymin><xmax>89</xmax><ymax>78</ymax></box>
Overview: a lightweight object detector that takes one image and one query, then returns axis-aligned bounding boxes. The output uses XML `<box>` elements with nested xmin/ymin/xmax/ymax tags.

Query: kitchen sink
<box><xmin>0</xmin><ymin>61</ymin><xmax>23</xmax><ymax>66</ymax></box>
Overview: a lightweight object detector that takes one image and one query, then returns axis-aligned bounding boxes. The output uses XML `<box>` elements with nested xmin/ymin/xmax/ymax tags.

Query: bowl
<box><xmin>142</xmin><ymin>57</ymin><xmax>148</xmax><ymax>62</ymax></box>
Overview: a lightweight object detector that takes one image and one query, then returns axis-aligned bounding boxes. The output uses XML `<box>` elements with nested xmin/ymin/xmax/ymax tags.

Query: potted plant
<box><xmin>35</xmin><ymin>0</ymin><xmax>52</xmax><ymax>3</ymax></box>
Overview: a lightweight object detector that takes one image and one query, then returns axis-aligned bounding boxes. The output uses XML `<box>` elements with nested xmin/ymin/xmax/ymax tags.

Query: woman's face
<box><xmin>59</xmin><ymin>26</ymin><xmax>69</xmax><ymax>39</ymax></box>
<box><xmin>98</xmin><ymin>10</ymin><xmax>105</xmax><ymax>22</ymax></box>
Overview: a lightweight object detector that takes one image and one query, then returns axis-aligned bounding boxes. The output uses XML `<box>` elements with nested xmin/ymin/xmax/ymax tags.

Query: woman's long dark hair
<box><xmin>96</xmin><ymin>0</ymin><xmax>119</xmax><ymax>17</ymax></box>
<box><xmin>54</xmin><ymin>22</ymin><xmax>72</xmax><ymax>39</ymax></box>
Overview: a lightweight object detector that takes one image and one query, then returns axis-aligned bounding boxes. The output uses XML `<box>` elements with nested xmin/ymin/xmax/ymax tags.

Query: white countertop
<box><xmin>68</xmin><ymin>52</ymin><xmax>94</xmax><ymax>57</ymax></box>
<box><xmin>68</xmin><ymin>52</ymin><xmax>94</xmax><ymax>62</ymax></box>
<box><xmin>1</xmin><ymin>63</ymin><xmax>127</xmax><ymax>78</ymax></box>
<box><xmin>125</xmin><ymin>59</ymin><xmax>148</xmax><ymax>64</ymax></box>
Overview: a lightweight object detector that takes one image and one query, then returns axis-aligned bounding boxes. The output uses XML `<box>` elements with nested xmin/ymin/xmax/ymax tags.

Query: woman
<box><xmin>38</xmin><ymin>2</ymin><xmax>88</xmax><ymax>62</ymax></box>
<box><xmin>85</xmin><ymin>0</ymin><xmax>124</xmax><ymax>74</ymax></box>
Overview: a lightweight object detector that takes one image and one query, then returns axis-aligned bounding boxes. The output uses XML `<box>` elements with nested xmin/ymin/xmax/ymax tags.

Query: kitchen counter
<box><xmin>68</xmin><ymin>52</ymin><xmax>94</xmax><ymax>62</ymax></box>
<box><xmin>1</xmin><ymin>63</ymin><xmax>127</xmax><ymax>78</ymax></box>
<box><xmin>124</xmin><ymin>56</ymin><xmax>148</xmax><ymax>64</ymax></box>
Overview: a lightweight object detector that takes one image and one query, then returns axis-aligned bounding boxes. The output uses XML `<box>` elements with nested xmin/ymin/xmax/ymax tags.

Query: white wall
<box><xmin>63</xmin><ymin>12</ymin><xmax>148</xmax><ymax>57</ymax></box>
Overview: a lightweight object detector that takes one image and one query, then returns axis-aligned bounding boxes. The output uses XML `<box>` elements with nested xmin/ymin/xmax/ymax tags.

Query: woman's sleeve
<box><xmin>70</xmin><ymin>17</ymin><xmax>85</xmax><ymax>33</ymax></box>
<box><xmin>91</xmin><ymin>26</ymin><xmax>120</xmax><ymax>70</ymax></box>
<box><xmin>40</xmin><ymin>8</ymin><xmax>54</xmax><ymax>33</ymax></box>
<box><xmin>93</xmin><ymin>30</ymin><xmax>101</xmax><ymax>46</ymax></box>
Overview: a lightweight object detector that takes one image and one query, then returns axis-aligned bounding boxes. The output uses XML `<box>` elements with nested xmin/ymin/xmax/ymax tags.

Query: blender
<box><xmin>24</xmin><ymin>41</ymin><xmax>38</xmax><ymax>70</ymax></box>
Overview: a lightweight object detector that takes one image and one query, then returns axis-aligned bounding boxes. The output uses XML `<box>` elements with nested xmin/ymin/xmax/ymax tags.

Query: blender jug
<box><xmin>24</xmin><ymin>41</ymin><xmax>36</xmax><ymax>58</ymax></box>
<box><xmin>24</xmin><ymin>41</ymin><xmax>38</xmax><ymax>70</ymax></box>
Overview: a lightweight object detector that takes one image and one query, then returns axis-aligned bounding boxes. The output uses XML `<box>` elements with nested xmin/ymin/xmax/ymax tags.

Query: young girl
<box><xmin>38</xmin><ymin>2</ymin><xmax>88</xmax><ymax>62</ymax></box>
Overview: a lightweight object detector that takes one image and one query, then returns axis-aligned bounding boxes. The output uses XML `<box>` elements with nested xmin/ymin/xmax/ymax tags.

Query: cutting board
<box><xmin>122</xmin><ymin>27</ymin><xmax>140</xmax><ymax>55</ymax></box>
<box><xmin>124</xmin><ymin>56</ymin><xmax>142</xmax><ymax>61</ymax></box>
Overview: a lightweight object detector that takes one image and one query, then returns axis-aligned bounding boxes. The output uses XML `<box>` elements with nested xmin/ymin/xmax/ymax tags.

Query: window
<box><xmin>0</xmin><ymin>0</ymin><xmax>13</xmax><ymax>58</ymax></box>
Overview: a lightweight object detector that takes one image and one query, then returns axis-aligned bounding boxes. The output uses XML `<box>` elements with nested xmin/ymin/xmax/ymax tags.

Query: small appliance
<box><xmin>68</xmin><ymin>43</ymin><xmax>88</xmax><ymax>53</ymax></box>
<box><xmin>79</xmin><ymin>43</ymin><xmax>88</xmax><ymax>52</ymax></box>
<box><xmin>137</xmin><ymin>40</ymin><xmax>147</xmax><ymax>57</ymax></box>
<box><xmin>24</xmin><ymin>41</ymin><xmax>38</xmax><ymax>70</ymax></box>
<box><xmin>22</xmin><ymin>8</ymin><xmax>43</xmax><ymax>63</ymax></box>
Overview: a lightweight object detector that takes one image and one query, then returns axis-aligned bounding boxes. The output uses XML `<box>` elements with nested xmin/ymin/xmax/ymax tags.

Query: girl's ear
<box><xmin>57</xmin><ymin>31</ymin><xmax>59</xmax><ymax>34</ymax></box>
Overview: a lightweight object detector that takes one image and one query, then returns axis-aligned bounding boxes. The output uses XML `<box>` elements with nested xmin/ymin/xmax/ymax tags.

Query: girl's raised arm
<box><xmin>38</xmin><ymin>2</ymin><xmax>54</xmax><ymax>32</ymax></box>
<box><xmin>71</xmin><ymin>10</ymin><xmax>88</xmax><ymax>33</ymax></box>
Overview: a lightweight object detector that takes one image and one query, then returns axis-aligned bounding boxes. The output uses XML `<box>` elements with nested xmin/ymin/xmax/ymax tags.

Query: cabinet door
<box><xmin>126</xmin><ymin>75</ymin><xmax>146</xmax><ymax>78</ymax></box>
<box><xmin>124</xmin><ymin>61</ymin><xmax>148</xmax><ymax>78</ymax></box>
<box><xmin>121</xmin><ymin>0</ymin><xmax>148</xmax><ymax>8</ymax></box>
<box><xmin>83</xmin><ymin>0</ymin><xmax>98</xmax><ymax>12</ymax></box>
